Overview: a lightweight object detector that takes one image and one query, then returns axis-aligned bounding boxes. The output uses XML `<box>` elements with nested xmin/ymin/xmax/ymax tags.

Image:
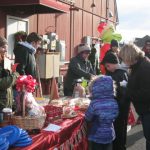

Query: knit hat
<box><xmin>111</xmin><ymin>39</ymin><xmax>119</xmax><ymax>47</ymax></box>
<box><xmin>78</xmin><ymin>44</ymin><xmax>91</xmax><ymax>54</ymax></box>
<box><xmin>101</xmin><ymin>52</ymin><xmax>119</xmax><ymax>64</ymax></box>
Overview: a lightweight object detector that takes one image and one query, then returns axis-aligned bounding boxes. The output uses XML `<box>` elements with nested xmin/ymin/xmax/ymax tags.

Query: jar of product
<box><xmin>2</xmin><ymin>108</ymin><xmax>12</xmax><ymax>121</ymax></box>
<box><xmin>72</xmin><ymin>79</ymin><xmax>86</xmax><ymax>98</ymax></box>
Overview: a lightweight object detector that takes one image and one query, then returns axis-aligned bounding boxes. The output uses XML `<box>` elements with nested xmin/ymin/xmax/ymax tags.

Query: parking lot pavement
<box><xmin>127</xmin><ymin>124</ymin><xmax>145</xmax><ymax>150</ymax></box>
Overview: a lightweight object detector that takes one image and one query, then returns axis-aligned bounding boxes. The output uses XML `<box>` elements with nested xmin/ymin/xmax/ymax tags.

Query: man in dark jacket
<box><xmin>64</xmin><ymin>43</ymin><xmax>95</xmax><ymax>96</ymax></box>
<box><xmin>105</xmin><ymin>39</ymin><xmax>119</xmax><ymax>56</ymax></box>
<box><xmin>88</xmin><ymin>44</ymin><xmax>100</xmax><ymax>75</ymax></box>
<box><xmin>13</xmin><ymin>32</ymin><xmax>42</xmax><ymax>78</ymax></box>
<box><xmin>101</xmin><ymin>52</ymin><xmax>130</xmax><ymax>150</ymax></box>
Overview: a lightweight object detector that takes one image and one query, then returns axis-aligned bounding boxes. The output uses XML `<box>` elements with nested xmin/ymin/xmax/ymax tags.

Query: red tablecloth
<box><xmin>13</xmin><ymin>113</ymin><xmax>88</xmax><ymax>150</ymax></box>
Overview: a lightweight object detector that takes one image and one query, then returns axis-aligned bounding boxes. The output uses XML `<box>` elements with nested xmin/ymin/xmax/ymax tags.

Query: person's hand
<box><xmin>90</xmin><ymin>75</ymin><xmax>97</xmax><ymax>80</ymax></box>
<box><xmin>120</xmin><ymin>80</ymin><xmax>127</xmax><ymax>87</ymax></box>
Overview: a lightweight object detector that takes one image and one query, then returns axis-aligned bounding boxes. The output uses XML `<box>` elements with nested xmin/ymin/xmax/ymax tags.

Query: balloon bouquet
<box><xmin>97</xmin><ymin>21</ymin><xmax>122</xmax><ymax>74</ymax></box>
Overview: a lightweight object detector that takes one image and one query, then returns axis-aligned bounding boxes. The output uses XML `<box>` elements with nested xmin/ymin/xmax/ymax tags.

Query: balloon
<box><xmin>97</xmin><ymin>22</ymin><xmax>107</xmax><ymax>33</ymax></box>
<box><xmin>101</xmin><ymin>24</ymin><xmax>122</xmax><ymax>43</ymax></box>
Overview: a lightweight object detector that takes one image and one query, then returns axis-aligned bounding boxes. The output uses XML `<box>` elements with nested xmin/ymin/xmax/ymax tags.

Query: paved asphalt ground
<box><xmin>126</xmin><ymin>104</ymin><xmax>146</xmax><ymax>150</ymax></box>
<box><xmin>127</xmin><ymin>124</ymin><xmax>145</xmax><ymax>150</ymax></box>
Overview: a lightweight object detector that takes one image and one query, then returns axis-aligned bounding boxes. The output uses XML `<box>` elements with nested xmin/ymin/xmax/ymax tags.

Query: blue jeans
<box><xmin>141</xmin><ymin>112</ymin><xmax>150</xmax><ymax>150</ymax></box>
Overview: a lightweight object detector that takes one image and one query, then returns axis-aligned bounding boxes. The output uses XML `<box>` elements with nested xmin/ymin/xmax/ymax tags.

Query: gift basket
<box><xmin>12</xmin><ymin>75</ymin><xmax>46</xmax><ymax>130</ymax></box>
<box><xmin>44</xmin><ymin>104</ymin><xmax>63</xmax><ymax>125</ymax></box>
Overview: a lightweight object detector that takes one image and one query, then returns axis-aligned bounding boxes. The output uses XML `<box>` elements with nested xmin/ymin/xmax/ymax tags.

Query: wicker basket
<box><xmin>12</xmin><ymin>91</ymin><xmax>46</xmax><ymax>130</ymax></box>
<box><xmin>12</xmin><ymin>115</ymin><xmax>46</xmax><ymax>130</ymax></box>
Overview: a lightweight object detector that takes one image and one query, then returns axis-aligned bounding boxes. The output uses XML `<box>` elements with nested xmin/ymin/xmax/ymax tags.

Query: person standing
<box><xmin>88</xmin><ymin>44</ymin><xmax>100</xmax><ymax>75</ymax></box>
<box><xmin>64</xmin><ymin>43</ymin><xmax>95</xmax><ymax>96</ymax></box>
<box><xmin>119</xmin><ymin>43</ymin><xmax>150</xmax><ymax>150</ymax></box>
<box><xmin>85</xmin><ymin>75</ymin><xmax>118</xmax><ymax>150</ymax></box>
<box><xmin>142</xmin><ymin>39</ymin><xmax>150</xmax><ymax>59</ymax></box>
<box><xmin>101</xmin><ymin>39</ymin><xmax>120</xmax><ymax>75</ymax></box>
<box><xmin>105</xmin><ymin>39</ymin><xmax>120</xmax><ymax>56</ymax></box>
<box><xmin>101</xmin><ymin>52</ymin><xmax>130</xmax><ymax>150</ymax></box>
<box><xmin>13</xmin><ymin>32</ymin><xmax>42</xmax><ymax>78</ymax></box>
<box><xmin>0</xmin><ymin>36</ymin><xmax>19</xmax><ymax>111</ymax></box>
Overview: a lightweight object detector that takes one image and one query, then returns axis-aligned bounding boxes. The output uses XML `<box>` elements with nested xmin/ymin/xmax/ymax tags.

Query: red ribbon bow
<box><xmin>16</xmin><ymin>75</ymin><xmax>37</xmax><ymax>92</ymax></box>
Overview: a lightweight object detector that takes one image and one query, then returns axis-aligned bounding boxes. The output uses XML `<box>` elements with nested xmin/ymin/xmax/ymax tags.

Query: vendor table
<box><xmin>12</xmin><ymin>113</ymin><xmax>88</xmax><ymax>150</ymax></box>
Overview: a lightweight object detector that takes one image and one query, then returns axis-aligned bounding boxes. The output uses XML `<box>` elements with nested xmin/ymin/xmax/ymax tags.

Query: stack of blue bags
<box><xmin>0</xmin><ymin>125</ymin><xmax>32</xmax><ymax>150</ymax></box>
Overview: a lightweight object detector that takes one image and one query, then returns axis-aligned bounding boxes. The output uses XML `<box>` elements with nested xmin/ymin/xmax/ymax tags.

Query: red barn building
<box><xmin>0</xmin><ymin>0</ymin><xmax>119</xmax><ymax>95</ymax></box>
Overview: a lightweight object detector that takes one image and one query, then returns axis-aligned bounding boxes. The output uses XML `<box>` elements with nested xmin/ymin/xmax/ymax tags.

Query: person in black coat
<box><xmin>119</xmin><ymin>43</ymin><xmax>150</xmax><ymax>150</ymax></box>
<box><xmin>88</xmin><ymin>44</ymin><xmax>100</xmax><ymax>75</ymax></box>
<box><xmin>13</xmin><ymin>32</ymin><xmax>42</xmax><ymax>78</ymax></box>
<box><xmin>142</xmin><ymin>39</ymin><xmax>150</xmax><ymax>59</ymax></box>
<box><xmin>64</xmin><ymin>43</ymin><xmax>95</xmax><ymax>96</ymax></box>
<box><xmin>105</xmin><ymin>39</ymin><xmax>119</xmax><ymax>56</ymax></box>
<box><xmin>101</xmin><ymin>52</ymin><xmax>130</xmax><ymax>150</ymax></box>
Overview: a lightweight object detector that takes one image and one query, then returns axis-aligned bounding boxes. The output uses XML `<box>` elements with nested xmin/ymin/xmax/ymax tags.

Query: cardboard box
<box><xmin>37</xmin><ymin>52</ymin><xmax>60</xmax><ymax>79</ymax></box>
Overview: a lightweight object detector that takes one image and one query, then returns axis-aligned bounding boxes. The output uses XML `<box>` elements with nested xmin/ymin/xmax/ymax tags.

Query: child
<box><xmin>0</xmin><ymin>36</ymin><xmax>19</xmax><ymax>111</ymax></box>
<box><xmin>101</xmin><ymin>52</ymin><xmax>130</xmax><ymax>150</ymax></box>
<box><xmin>85</xmin><ymin>75</ymin><xmax>118</xmax><ymax>150</ymax></box>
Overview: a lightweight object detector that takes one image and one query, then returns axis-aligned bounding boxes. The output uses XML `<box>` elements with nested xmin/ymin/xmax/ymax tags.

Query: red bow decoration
<box><xmin>16</xmin><ymin>75</ymin><xmax>37</xmax><ymax>92</ymax></box>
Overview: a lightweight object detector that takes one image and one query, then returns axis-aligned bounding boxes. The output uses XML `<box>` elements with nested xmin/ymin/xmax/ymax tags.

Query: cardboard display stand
<box><xmin>37</xmin><ymin>52</ymin><xmax>60</xmax><ymax>79</ymax></box>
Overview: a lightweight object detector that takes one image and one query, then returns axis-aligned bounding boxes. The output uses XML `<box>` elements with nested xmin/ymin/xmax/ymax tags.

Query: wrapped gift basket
<box><xmin>12</xmin><ymin>75</ymin><xmax>46</xmax><ymax>130</ymax></box>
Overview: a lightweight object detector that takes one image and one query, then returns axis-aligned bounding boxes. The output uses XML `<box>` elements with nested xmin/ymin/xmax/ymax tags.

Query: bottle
<box><xmin>73</xmin><ymin>79</ymin><xmax>86</xmax><ymax>98</ymax></box>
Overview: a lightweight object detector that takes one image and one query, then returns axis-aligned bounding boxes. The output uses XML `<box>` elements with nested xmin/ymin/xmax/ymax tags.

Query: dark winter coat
<box><xmin>0</xmin><ymin>63</ymin><xmax>19</xmax><ymax>110</ymax></box>
<box><xmin>107</xmin><ymin>68</ymin><xmax>129</xmax><ymax>111</ymax></box>
<box><xmin>64</xmin><ymin>55</ymin><xmax>94</xmax><ymax>95</ymax></box>
<box><xmin>127</xmin><ymin>57</ymin><xmax>150</xmax><ymax>115</ymax></box>
<box><xmin>13</xmin><ymin>42</ymin><xmax>36</xmax><ymax>78</ymax></box>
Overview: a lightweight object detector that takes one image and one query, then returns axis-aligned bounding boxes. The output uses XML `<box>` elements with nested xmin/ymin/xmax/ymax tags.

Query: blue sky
<box><xmin>116</xmin><ymin>0</ymin><xmax>150</xmax><ymax>42</ymax></box>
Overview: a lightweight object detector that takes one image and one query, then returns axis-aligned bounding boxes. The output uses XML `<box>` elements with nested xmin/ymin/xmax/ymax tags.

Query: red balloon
<box><xmin>97</xmin><ymin>22</ymin><xmax>107</xmax><ymax>33</ymax></box>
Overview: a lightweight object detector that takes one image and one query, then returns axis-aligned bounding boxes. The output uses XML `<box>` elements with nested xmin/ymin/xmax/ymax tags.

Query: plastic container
<box><xmin>2</xmin><ymin>108</ymin><xmax>12</xmax><ymax>121</ymax></box>
<box><xmin>72</xmin><ymin>79</ymin><xmax>86</xmax><ymax>98</ymax></box>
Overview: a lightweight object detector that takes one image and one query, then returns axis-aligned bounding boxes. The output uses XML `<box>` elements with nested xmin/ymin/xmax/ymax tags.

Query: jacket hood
<box><xmin>18</xmin><ymin>42</ymin><xmax>36</xmax><ymax>54</ymax></box>
<box><xmin>90</xmin><ymin>75</ymin><xmax>114</xmax><ymax>99</ymax></box>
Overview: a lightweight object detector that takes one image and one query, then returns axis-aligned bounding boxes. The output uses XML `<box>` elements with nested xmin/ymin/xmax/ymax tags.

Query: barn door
<box><xmin>7</xmin><ymin>15</ymin><xmax>28</xmax><ymax>59</ymax></box>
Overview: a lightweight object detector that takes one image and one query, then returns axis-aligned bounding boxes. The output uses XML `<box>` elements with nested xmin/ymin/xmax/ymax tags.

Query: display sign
<box><xmin>58</xmin><ymin>0</ymin><xmax>75</xmax><ymax>5</ymax></box>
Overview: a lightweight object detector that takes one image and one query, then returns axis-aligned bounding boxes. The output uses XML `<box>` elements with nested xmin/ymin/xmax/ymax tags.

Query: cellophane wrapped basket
<box><xmin>12</xmin><ymin>75</ymin><xmax>46</xmax><ymax>130</ymax></box>
<box><xmin>44</xmin><ymin>105</ymin><xmax>63</xmax><ymax>125</ymax></box>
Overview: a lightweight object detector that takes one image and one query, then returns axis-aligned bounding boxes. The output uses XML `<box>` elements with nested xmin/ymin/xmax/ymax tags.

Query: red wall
<box><xmin>0</xmin><ymin>0</ymin><xmax>118</xmax><ymax>76</ymax></box>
